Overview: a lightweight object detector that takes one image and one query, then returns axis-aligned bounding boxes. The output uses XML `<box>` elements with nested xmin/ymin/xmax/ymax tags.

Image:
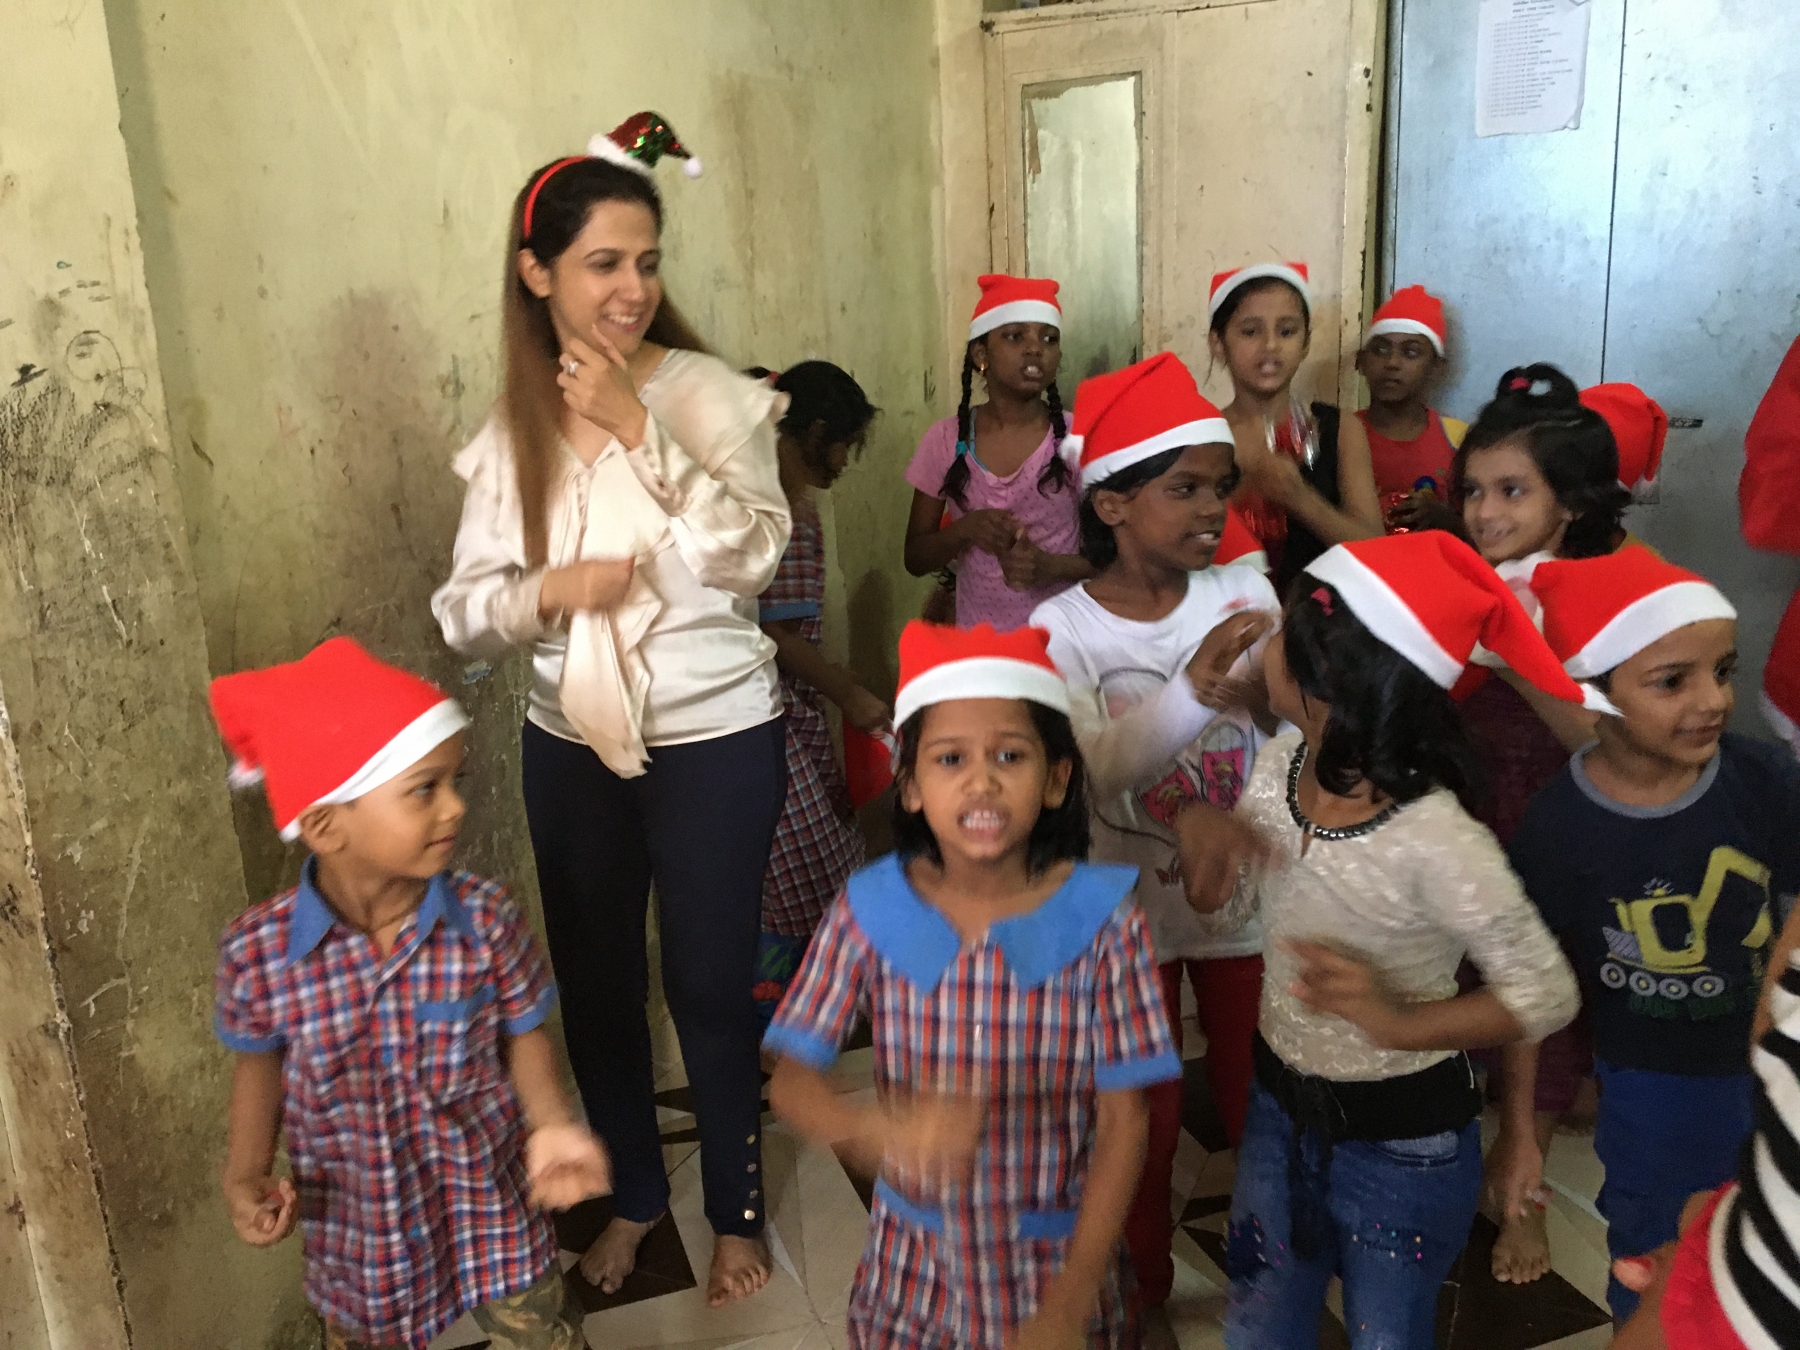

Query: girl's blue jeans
<box><xmin>1224</xmin><ymin>1080</ymin><xmax>1482</xmax><ymax>1350</ymax></box>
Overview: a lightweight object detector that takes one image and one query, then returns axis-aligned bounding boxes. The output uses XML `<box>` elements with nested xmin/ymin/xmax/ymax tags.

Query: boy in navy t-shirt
<box><xmin>1498</xmin><ymin>552</ymin><xmax>1800</xmax><ymax>1324</ymax></box>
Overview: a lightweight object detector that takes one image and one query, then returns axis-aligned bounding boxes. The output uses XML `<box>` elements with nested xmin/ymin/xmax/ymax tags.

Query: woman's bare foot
<box><xmin>1491</xmin><ymin>1205</ymin><xmax>1553</xmax><ymax>1284</ymax></box>
<box><xmin>707</xmin><ymin>1233</ymin><xmax>772</xmax><ymax>1307</ymax></box>
<box><xmin>578</xmin><ymin>1214</ymin><xmax>658</xmax><ymax>1293</ymax></box>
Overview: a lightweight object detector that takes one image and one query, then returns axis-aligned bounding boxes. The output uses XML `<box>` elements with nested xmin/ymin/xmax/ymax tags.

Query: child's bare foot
<box><xmin>1491</xmin><ymin>1205</ymin><xmax>1552</xmax><ymax>1284</ymax></box>
<box><xmin>578</xmin><ymin>1214</ymin><xmax>658</xmax><ymax>1293</ymax></box>
<box><xmin>707</xmin><ymin>1233</ymin><xmax>771</xmax><ymax>1306</ymax></box>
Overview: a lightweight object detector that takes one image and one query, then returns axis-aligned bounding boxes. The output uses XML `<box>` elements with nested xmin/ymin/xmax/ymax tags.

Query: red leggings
<box><xmin>1124</xmin><ymin>954</ymin><xmax>1264</xmax><ymax>1306</ymax></box>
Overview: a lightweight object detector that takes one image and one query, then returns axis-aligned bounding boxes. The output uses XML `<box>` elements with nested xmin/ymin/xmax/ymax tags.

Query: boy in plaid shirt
<box><xmin>209</xmin><ymin>639</ymin><xmax>609</xmax><ymax>1350</ymax></box>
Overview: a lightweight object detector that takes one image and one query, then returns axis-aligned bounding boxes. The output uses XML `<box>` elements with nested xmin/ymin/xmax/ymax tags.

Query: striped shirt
<box><xmin>214</xmin><ymin>865</ymin><xmax>558</xmax><ymax>1348</ymax></box>
<box><xmin>1711</xmin><ymin>952</ymin><xmax>1800</xmax><ymax>1347</ymax></box>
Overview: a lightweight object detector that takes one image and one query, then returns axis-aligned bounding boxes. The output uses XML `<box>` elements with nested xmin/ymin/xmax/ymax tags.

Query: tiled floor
<box><xmin>430</xmin><ymin>1005</ymin><xmax>1614</xmax><ymax>1350</ymax></box>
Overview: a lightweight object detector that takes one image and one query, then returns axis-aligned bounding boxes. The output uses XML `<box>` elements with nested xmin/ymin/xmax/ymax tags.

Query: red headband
<box><xmin>521</xmin><ymin>156</ymin><xmax>586</xmax><ymax>243</ymax></box>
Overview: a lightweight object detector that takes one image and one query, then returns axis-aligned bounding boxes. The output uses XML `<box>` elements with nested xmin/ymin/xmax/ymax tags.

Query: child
<box><xmin>1207</xmin><ymin>262</ymin><xmax>1383</xmax><ymax>596</ymax></box>
<box><xmin>1353</xmin><ymin>285</ymin><xmax>1467</xmax><ymax>530</ymax></box>
<box><xmin>209</xmin><ymin>638</ymin><xmax>610</xmax><ymax>1350</ymax></box>
<box><xmin>753</xmin><ymin>361</ymin><xmax>885</xmax><ymax>1022</ymax></box>
<box><xmin>904</xmin><ymin>275</ymin><xmax>1090</xmax><ymax>630</ymax></box>
<box><xmin>764</xmin><ymin>621</ymin><xmax>1181</xmax><ymax>1349</ymax></box>
<box><xmin>1496</xmin><ymin>550</ymin><xmax>1800</xmax><ymax>1324</ymax></box>
<box><xmin>1027</xmin><ymin>352</ymin><xmax>1279</xmax><ymax>1312</ymax></box>
<box><xmin>1176</xmin><ymin>532</ymin><xmax>1582</xmax><ymax>1350</ymax></box>
<box><xmin>1610</xmin><ymin>903</ymin><xmax>1800</xmax><ymax>1350</ymax></box>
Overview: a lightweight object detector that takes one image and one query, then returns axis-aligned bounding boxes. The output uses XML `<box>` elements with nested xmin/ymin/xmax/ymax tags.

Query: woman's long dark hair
<box><xmin>502</xmin><ymin>157</ymin><xmax>708</xmax><ymax>565</ymax></box>
<box><xmin>1282</xmin><ymin>581</ymin><xmax>1483</xmax><ymax>811</ymax></box>
<box><xmin>891</xmin><ymin>701</ymin><xmax>1090</xmax><ymax>873</ymax></box>
<box><xmin>1452</xmin><ymin>362</ymin><xmax>1628</xmax><ymax>559</ymax></box>
<box><xmin>939</xmin><ymin>340</ymin><xmax>1071</xmax><ymax>508</ymax></box>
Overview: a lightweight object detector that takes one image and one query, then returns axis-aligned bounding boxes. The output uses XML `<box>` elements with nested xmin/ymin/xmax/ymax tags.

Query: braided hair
<box><xmin>938</xmin><ymin>340</ymin><xmax>1072</xmax><ymax>508</ymax></box>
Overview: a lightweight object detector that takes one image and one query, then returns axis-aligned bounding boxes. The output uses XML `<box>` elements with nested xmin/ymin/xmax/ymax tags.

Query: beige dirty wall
<box><xmin>0</xmin><ymin>2</ymin><xmax>270</xmax><ymax>1348</ymax></box>
<box><xmin>105</xmin><ymin>0</ymin><xmax>948</xmax><ymax>923</ymax></box>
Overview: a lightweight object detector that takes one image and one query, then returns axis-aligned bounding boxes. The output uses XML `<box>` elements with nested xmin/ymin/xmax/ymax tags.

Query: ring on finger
<box><xmin>563</xmin><ymin>358</ymin><xmax>580</xmax><ymax>376</ymax></box>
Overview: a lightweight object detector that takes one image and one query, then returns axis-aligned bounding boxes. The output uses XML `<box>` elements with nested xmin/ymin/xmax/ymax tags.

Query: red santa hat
<box><xmin>1741</xmin><ymin>334</ymin><xmax>1800</xmax><ymax>555</ymax></box>
<box><xmin>1303</xmin><ymin>533</ymin><xmax>1595</xmax><ymax>706</ymax></box>
<box><xmin>1527</xmin><ymin>550</ymin><xmax>1737</xmax><ymax>682</ymax></box>
<box><xmin>969</xmin><ymin>274</ymin><xmax>1062</xmax><ymax>342</ymax></box>
<box><xmin>1364</xmin><ymin>285</ymin><xmax>1446</xmax><ymax>357</ymax></box>
<box><xmin>1208</xmin><ymin>261</ymin><xmax>1311</xmax><ymax>323</ymax></box>
<box><xmin>1765</xmin><ymin>592</ymin><xmax>1800</xmax><ymax>755</ymax></box>
<box><xmin>1062</xmin><ymin>352</ymin><xmax>1232</xmax><ymax>491</ymax></box>
<box><xmin>1580</xmin><ymin>383</ymin><xmax>1667</xmax><ymax>501</ymax></box>
<box><xmin>1215</xmin><ymin>505</ymin><xmax>1269</xmax><ymax>574</ymax></box>
<box><xmin>208</xmin><ymin>637</ymin><xmax>470</xmax><ymax>842</ymax></box>
<box><xmin>893</xmin><ymin>622</ymin><xmax>1069</xmax><ymax>728</ymax></box>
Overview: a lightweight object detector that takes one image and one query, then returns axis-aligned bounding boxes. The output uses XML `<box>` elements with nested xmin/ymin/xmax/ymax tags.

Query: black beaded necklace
<box><xmin>1286</xmin><ymin>741</ymin><xmax>1400</xmax><ymax>844</ymax></box>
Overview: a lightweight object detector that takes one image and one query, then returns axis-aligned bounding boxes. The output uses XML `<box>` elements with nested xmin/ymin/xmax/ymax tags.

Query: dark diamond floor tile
<box><xmin>552</xmin><ymin>1199</ymin><xmax>696</xmax><ymax>1312</ymax></box>
<box><xmin>1182</xmin><ymin>1056</ymin><xmax>1230</xmax><ymax>1153</ymax></box>
<box><xmin>1178</xmin><ymin>1192</ymin><xmax>1231</xmax><ymax>1224</ymax></box>
<box><xmin>1435</xmin><ymin>1215</ymin><xmax>1610</xmax><ymax>1350</ymax></box>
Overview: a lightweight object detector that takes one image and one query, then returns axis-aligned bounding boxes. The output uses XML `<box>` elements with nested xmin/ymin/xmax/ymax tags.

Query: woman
<box><xmin>432</xmin><ymin>115</ymin><xmax>788</xmax><ymax>1307</ymax></box>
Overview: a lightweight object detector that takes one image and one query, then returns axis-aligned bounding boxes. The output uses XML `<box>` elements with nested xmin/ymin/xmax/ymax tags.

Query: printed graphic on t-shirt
<box><xmin>1597</xmin><ymin>847</ymin><xmax>1774</xmax><ymax>1019</ymax></box>
<box><xmin>1098</xmin><ymin>666</ymin><xmax>1253</xmax><ymax>886</ymax></box>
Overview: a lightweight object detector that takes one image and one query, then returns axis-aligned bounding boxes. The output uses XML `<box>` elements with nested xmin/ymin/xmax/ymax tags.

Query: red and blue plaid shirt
<box><xmin>215</xmin><ymin>865</ymin><xmax>558</xmax><ymax>1348</ymax></box>
<box><xmin>765</xmin><ymin>855</ymin><xmax>1179</xmax><ymax>1344</ymax></box>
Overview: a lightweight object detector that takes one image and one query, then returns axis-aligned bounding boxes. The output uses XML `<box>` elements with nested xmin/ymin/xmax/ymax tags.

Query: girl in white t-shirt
<box><xmin>1029</xmin><ymin>353</ymin><xmax>1280</xmax><ymax>1316</ymax></box>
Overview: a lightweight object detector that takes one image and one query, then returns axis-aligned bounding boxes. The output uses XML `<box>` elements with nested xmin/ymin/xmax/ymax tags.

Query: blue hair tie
<box><xmin>954</xmin><ymin>439</ymin><xmax>971</xmax><ymax>459</ymax></box>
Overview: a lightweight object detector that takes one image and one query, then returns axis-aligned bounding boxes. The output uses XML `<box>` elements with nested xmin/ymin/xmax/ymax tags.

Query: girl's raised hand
<box><xmin>870</xmin><ymin>1090</ymin><xmax>984</xmax><ymax>1192</ymax></box>
<box><xmin>1173</xmin><ymin>801</ymin><xmax>1274</xmax><ymax>914</ymax></box>
<box><xmin>997</xmin><ymin>535</ymin><xmax>1054</xmax><ymax>591</ymax></box>
<box><xmin>955</xmin><ymin>508</ymin><xmax>1022</xmax><ymax>558</ymax></box>
<box><xmin>1184</xmin><ymin>611</ymin><xmax>1274</xmax><ymax>711</ymax></box>
<box><xmin>558</xmin><ymin>328</ymin><xmax>648</xmax><ymax>446</ymax></box>
<box><xmin>1284</xmin><ymin>940</ymin><xmax>1406</xmax><ymax>1046</ymax></box>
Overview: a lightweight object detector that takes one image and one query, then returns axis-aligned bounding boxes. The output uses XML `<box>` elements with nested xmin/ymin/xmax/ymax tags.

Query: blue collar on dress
<box><xmin>284</xmin><ymin>859</ymin><xmax>474</xmax><ymax>968</ymax></box>
<box><xmin>846</xmin><ymin>853</ymin><xmax>1137</xmax><ymax>992</ymax></box>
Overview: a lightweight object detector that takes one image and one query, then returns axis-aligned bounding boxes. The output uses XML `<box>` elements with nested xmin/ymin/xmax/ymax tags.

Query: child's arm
<box><xmin>1487</xmin><ymin>1040</ymin><xmax>1547</xmax><ymax>1224</ymax></box>
<box><xmin>904</xmin><ymin>489</ymin><xmax>1019</xmax><ymax>576</ymax></box>
<box><xmin>762</xmin><ymin>618</ymin><xmax>891</xmax><ymax>732</ymax></box>
<box><xmin>221</xmin><ymin>1050</ymin><xmax>297</xmax><ymax>1247</ymax></box>
<box><xmin>1285</xmin><ymin>939</ymin><xmax>1528</xmax><ymax>1049</ymax></box>
<box><xmin>1755</xmin><ymin>895</ymin><xmax>1800</xmax><ymax>1044</ymax></box>
<box><xmin>1009</xmin><ymin>1089</ymin><xmax>1148</xmax><ymax>1350</ymax></box>
<box><xmin>768</xmin><ymin>1058</ymin><xmax>982</xmax><ymax>1189</ymax></box>
<box><xmin>997</xmin><ymin>535</ymin><xmax>1094</xmax><ymax>593</ymax></box>
<box><xmin>1259</xmin><ymin>415</ymin><xmax>1383</xmax><ymax>544</ymax></box>
<box><xmin>506</xmin><ymin>1027</ymin><xmax>612</xmax><ymax>1210</ymax></box>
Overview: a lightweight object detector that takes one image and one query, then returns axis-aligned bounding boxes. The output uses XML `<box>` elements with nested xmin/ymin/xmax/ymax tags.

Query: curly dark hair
<box><xmin>1453</xmin><ymin>362</ymin><xmax>1628</xmax><ymax>559</ymax></box>
<box><xmin>938</xmin><ymin>341</ymin><xmax>1071</xmax><ymax>508</ymax></box>
<box><xmin>1281</xmin><ymin>580</ymin><xmax>1483</xmax><ymax>811</ymax></box>
<box><xmin>1076</xmin><ymin>447</ymin><xmax>1242</xmax><ymax>570</ymax></box>
<box><xmin>890</xmin><ymin>701</ymin><xmax>1090</xmax><ymax>873</ymax></box>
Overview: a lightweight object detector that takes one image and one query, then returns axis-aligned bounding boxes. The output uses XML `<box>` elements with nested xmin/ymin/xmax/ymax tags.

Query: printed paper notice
<box><xmin>1475</xmin><ymin>0</ymin><xmax>1592</xmax><ymax>137</ymax></box>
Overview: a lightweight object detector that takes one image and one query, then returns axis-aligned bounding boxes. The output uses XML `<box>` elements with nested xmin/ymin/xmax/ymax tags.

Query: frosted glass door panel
<box><xmin>1023</xmin><ymin>75</ymin><xmax>1142</xmax><ymax>383</ymax></box>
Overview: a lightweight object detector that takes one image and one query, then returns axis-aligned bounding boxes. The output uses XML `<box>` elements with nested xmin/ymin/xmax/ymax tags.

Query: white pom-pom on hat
<box><xmin>683</xmin><ymin>157</ymin><xmax>703</xmax><ymax>179</ymax></box>
<box><xmin>227</xmin><ymin>759</ymin><xmax>265</xmax><ymax>790</ymax></box>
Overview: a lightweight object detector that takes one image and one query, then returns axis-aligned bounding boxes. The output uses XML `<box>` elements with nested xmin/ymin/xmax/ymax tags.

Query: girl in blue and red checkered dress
<box><xmin>750</xmin><ymin>362</ymin><xmax>886</xmax><ymax>1024</ymax></box>
<box><xmin>765</xmin><ymin>621</ymin><xmax>1182</xmax><ymax>1350</ymax></box>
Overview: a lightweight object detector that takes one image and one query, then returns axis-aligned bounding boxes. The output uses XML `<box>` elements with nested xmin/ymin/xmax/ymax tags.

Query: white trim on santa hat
<box><xmin>586</xmin><ymin>132</ymin><xmax>655</xmax><ymax>179</ymax></box>
<box><xmin>1365</xmin><ymin>316</ymin><xmax>1445</xmax><ymax>357</ymax></box>
<box><xmin>1081</xmin><ymin>417</ymin><xmax>1234</xmax><ymax>490</ymax></box>
<box><xmin>1563</xmin><ymin>581</ymin><xmax>1738</xmax><ymax>681</ymax></box>
<box><xmin>970</xmin><ymin>299</ymin><xmax>1062</xmax><ymax>341</ymax></box>
<box><xmin>1209</xmin><ymin>263</ymin><xmax>1312</xmax><ymax>322</ymax></box>
<box><xmin>894</xmin><ymin>656</ymin><xmax>1070</xmax><ymax>729</ymax></box>
<box><xmin>1304</xmin><ymin>548</ymin><xmax>1464</xmax><ymax>689</ymax></box>
<box><xmin>277</xmin><ymin>699</ymin><xmax>472</xmax><ymax>841</ymax></box>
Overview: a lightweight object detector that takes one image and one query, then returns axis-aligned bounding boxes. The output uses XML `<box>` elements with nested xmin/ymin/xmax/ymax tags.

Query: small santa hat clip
<box><xmin>1579</xmin><ymin>383</ymin><xmax>1667</xmax><ymax>502</ymax></box>
<box><xmin>208</xmin><ymin>638</ymin><xmax>470</xmax><ymax>842</ymax></box>
<box><xmin>589</xmin><ymin>111</ymin><xmax>702</xmax><ymax>179</ymax></box>
<box><xmin>1209</xmin><ymin>261</ymin><xmax>1311</xmax><ymax>323</ymax></box>
<box><xmin>1304</xmin><ymin>533</ymin><xmax>1602</xmax><ymax>709</ymax></box>
<box><xmin>969</xmin><ymin>275</ymin><xmax>1062</xmax><ymax>342</ymax></box>
<box><xmin>1064</xmin><ymin>352</ymin><xmax>1233</xmax><ymax>491</ymax></box>
<box><xmin>1365</xmin><ymin>285</ymin><xmax>1447</xmax><ymax>357</ymax></box>
<box><xmin>893</xmin><ymin>622</ymin><xmax>1070</xmax><ymax>728</ymax></box>
<box><xmin>1528</xmin><ymin>550</ymin><xmax>1736</xmax><ymax>691</ymax></box>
